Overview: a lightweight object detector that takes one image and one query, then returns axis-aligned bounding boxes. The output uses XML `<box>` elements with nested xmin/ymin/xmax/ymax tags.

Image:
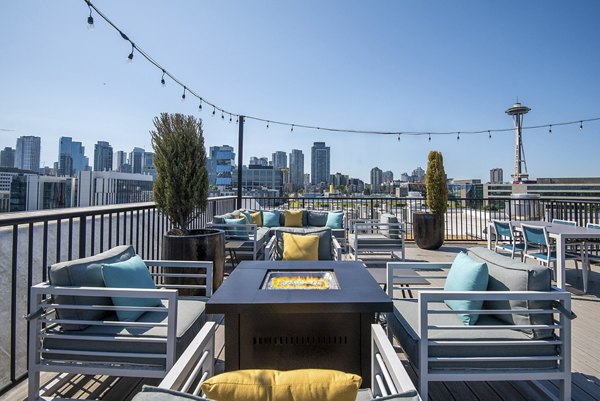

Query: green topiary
<box><xmin>151</xmin><ymin>113</ymin><xmax>208</xmax><ymax>235</ymax></box>
<box><xmin>425</xmin><ymin>150</ymin><xmax>448</xmax><ymax>215</ymax></box>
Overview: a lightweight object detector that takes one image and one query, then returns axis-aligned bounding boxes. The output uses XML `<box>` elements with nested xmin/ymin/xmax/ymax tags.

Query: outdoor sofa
<box><xmin>348</xmin><ymin>213</ymin><xmax>405</xmax><ymax>260</ymax></box>
<box><xmin>131</xmin><ymin>322</ymin><xmax>422</xmax><ymax>401</ymax></box>
<box><xmin>209</xmin><ymin>208</ymin><xmax>346</xmax><ymax>260</ymax></box>
<box><xmin>27</xmin><ymin>245</ymin><xmax>213</xmax><ymax>401</ymax></box>
<box><xmin>387</xmin><ymin>246</ymin><xmax>574</xmax><ymax>401</ymax></box>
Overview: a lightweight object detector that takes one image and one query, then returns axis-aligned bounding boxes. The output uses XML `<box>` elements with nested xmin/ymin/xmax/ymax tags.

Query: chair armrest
<box><xmin>145</xmin><ymin>260</ymin><xmax>213</xmax><ymax>297</ymax></box>
<box><xmin>371</xmin><ymin>324</ymin><xmax>422</xmax><ymax>400</ymax></box>
<box><xmin>265</xmin><ymin>235</ymin><xmax>277</xmax><ymax>260</ymax></box>
<box><xmin>332</xmin><ymin>236</ymin><xmax>342</xmax><ymax>261</ymax></box>
<box><xmin>159</xmin><ymin>321</ymin><xmax>217</xmax><ymax>395</ymax></box>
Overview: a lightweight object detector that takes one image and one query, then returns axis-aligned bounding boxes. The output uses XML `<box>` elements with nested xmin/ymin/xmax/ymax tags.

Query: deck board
<box><xmin>4</xmin><ymin>243</ymin><xmax>600</xmax><ymax>401</ymax></box>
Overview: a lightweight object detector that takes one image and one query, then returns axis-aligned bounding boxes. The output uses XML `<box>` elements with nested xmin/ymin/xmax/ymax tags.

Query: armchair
<box><xmin>348</xmin><ymin>218</ymin><xmax>405</xmax><ymax>261</ymax></box>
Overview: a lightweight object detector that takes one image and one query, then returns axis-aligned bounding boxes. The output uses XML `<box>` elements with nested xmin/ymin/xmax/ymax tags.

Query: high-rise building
<box><xmin>249</xmin><ymin>156</ymin><xmax>268</xmax><ymax>167</ymax></box>
<box><xmin>490</xmin><ymin>168</ymin><xmax>503</xmax><ymax>184</ymax></box>
<box><xmin>113</xmin><ymin>150</ymin><xmax>128</xmax><ymax>172</ymax></box>
<box><xmin>383</xmin><ymin>170</ymin><xmax>394</xmax><ymax>183</ymax></box>
<box><xmin>233</xmin><ymin>165</ymin><xmax>283</xmax><ymax>194</ymax></box>
<box><xmin>371</xmin><ymin>167</ymin><xmax>383</xmax><ymax>193</ymax></box>
<box><xmin>412</xmin><ymin>167</ymin><xmax>425</xmax><ymax>182</ymax></box>
<box><xmin>289</xmin><ymin>149</ymin><xmax>304</xmax><ymax>191</ymax></box>
<box><xmin>15</xmin><ymin>136</ymin><xmax>41</xmax><ymax>172</ymax></box>
<box><xmin>129</xmin><ymin>147</ymin><xmax>145</xmax><ymax>174</ymax></box>
<box><xmin>77</xmin><ymin>170</ymin><xmax>153</xmax><ymax>206</ymax></box>
<box><xmin>272</xmin><ymin>151</ymin><xmax>287</xmax><ymax>169</ymax></box>
<box><xmin>311</xmin><ymin>142</ymin><xmax>330</xmax><ymax>185</ymax></box>
<box><xmin>207</xmin><ymin>145</ymin><xmax>235</xmax><ymax>189</ymax></box>
<box><xmin>0</xmin><ymin>147</ymin><xmax>15</xmax><ymax>167</ymax></box>
<box><xmin>58</xmin><ymin>137</ymin><xmax>89</xmax><ymax>176</ymax></box>
<box><xmin>94</xmin><ymin>141</ymin><xmax>113</xmax><ymax>172</ymax></box>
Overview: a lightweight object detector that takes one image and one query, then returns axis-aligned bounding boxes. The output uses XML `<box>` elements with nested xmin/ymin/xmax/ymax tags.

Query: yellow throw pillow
<box><xmin>201</xmin><ymin>369</ymin><xmax>362</xmax><ymax>401</ymax></box>
<box><xmin>282</xmin><ymin>232</ymin><xmax>319</xmax><ymax>261</ymax></box>
<box><xmin>250</xmin><ymin>211</ymin><xmax>262</xmax><ymax>226</ymax></box>
<box><xmin>284</xmin><ymin>210</ymin><xmax>303</xmax><ymax>227</ymax></box>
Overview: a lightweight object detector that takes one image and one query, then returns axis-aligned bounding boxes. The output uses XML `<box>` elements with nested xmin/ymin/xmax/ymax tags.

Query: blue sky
<box><xmin>1</xmin><ymin>1</ymin><xmax>599</xmax><ymax>182</ymax></box>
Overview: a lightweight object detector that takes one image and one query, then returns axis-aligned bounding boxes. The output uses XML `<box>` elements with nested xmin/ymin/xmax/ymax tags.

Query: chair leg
<box><xmin>28</xmin><ymin>368</ymin><xmax>40</xmax><ymax>401</ymax></box>
<box><xmin>419</xmin><ymin>373</ymin><xmax>428</xmax><ymax>401</ymax></box>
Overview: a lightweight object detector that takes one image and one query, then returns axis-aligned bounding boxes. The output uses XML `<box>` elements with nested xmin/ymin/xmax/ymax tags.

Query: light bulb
<box><xmin>87</xmin><ymin>15</ymin><xmax>94</xmax><ymax>30</ymax></box>
<box><xmin>127</xmin><ymin>52</ymin><xmax>133</xmax><ymax>63</ymax></box>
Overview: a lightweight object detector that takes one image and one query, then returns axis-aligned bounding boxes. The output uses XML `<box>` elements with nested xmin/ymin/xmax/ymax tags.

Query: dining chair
<box><xmin>552</xmin><ymin>219</ymin><xmax>577</xmax><ymax>226</ymax></box>
<box><xmin>492</xmin><ymin>220</ymin><xmax>524</xmax><ymax>260</ymax></box>
<box><xmin>585</xmin><ymin>222</ymin><xmax>600</xmax><ymax>264</ymax></box>
<box><xmin>521</xmin><ymin>224</ymin><xmax>583</xmax><ymax>279</ymax></box>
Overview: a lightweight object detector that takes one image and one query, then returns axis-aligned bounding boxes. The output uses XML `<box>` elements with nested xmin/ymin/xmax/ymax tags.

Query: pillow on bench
<box><xmin>467</xmin><ymin>247</ymin><xmax>554</xmax><ymax>339</ymax></box>
<box><xmin>201</xmin><ymin>369</ymin><xmax>361</xmax><ymax>401</ymax></box>
<box><xmin>273</xmin><ymin>228</ymin><xmax>334</xmax><ymax>260</ymax></box>
<box><xmin>444</xmin><ymin>252</ymin><xmax>489</xmax><ymax>325</ymax></box>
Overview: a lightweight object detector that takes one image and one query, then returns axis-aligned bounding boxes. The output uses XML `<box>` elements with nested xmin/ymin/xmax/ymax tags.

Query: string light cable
<box><xmin>82</xmin><ymin>0</ymin><xmax>600</xmax><ymax>139</ymax></box>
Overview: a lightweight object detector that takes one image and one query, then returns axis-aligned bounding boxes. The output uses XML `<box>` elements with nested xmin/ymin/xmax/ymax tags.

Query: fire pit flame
<box><xmin>262</xmin><ymin>270</ymin><xmax>339</xmax><ymax>290</ymax></box>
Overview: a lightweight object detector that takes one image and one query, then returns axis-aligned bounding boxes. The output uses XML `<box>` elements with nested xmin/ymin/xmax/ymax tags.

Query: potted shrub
<box><xmin>152</xmin><ymin>113</ymin><xmax>225</xmax><ymax>293</ymax></box>
<box><xmin>414</xmin><ymin>150</ymin><xmax>448</xmax><ymax>249</ymax></box>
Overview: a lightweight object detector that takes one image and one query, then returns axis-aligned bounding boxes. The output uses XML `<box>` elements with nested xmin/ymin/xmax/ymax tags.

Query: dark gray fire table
<box><xmin>206</xmin><ymin>260</ymin><xmax>392</xmax><ymax>387</ymax></box>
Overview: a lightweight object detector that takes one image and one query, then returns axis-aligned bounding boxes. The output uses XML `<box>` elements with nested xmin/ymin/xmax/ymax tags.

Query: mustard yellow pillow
<box><xmin>282</xmin><ymin>232</ymin><xmax>319</xmax><ymax>261</ymax></box>
<box><xmin>250</xmin><ymin>211</ymin><xmax>262</xmax><ymax>226</ymax></box>
<box><xmin>201</xmin><ymin>369</ymin><xmax>362</xmax><ymax>401</ymax></box>
<box><xmin>284</xmin><ymin>210</ymin><xmax>303</xmax><ymax>227</ymax></box>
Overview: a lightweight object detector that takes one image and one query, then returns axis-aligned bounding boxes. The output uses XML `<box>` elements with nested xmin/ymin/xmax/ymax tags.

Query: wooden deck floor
<box><xmin>3</xmin><ymin>242</ymin><xmax>600</xmax><ymax>401</ymax></box>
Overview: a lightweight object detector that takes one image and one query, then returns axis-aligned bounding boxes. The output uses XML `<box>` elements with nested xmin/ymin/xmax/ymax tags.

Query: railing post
<box><xmin>78</xmin><ymin>216</ymin><xmax>87</xmax><ymax>258</ymax></box>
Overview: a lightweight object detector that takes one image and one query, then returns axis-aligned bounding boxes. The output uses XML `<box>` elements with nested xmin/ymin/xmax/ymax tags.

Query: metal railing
<box><xmin>0</xmin><ymin>196</ymin><xmax>236</xmax><ymax>394</ymax></box>
<box><xmin>3</xmin><ymin>194</ymin><xmax>600</xmax><ymax>394</ymax></box>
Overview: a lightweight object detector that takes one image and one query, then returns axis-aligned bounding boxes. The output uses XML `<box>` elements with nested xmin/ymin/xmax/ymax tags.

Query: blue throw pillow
<box><xmin>101</xmin><ymin>255</ymin><xmax>162</xmax><ymax>322</ymax></box>
<box><xmin>241</xmin><ymin>210</ymin><xmax>252</xmax><ymax>224</ymax></box>
<box><xmin>444</xmin><ymin>252</ymin><xmax>489</xmax><ymax>325</ymax></box>
<box><xmin>326</xmin><ymin>212</ymin><xmax>344</xmax><ymax>229</ymax></box>
<box><xmin>224</xmin><ymin>217</ymin><xmax>250</xmax><ymax>240</ymax></box>
<box><xmin>262</xmin><ymin>210</ymin><xmax>281</xmax><ymax>227</ymax></box>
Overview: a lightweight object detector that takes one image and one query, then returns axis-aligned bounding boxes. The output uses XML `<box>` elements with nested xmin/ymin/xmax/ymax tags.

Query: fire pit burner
<box><xmin>261</xmin><ymin>270</ymin><xmax>339</xmax><ymax>290</ymax></box>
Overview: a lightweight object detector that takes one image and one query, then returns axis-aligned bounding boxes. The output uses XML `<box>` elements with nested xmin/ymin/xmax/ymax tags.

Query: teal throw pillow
<box><xmin>262</xmin><ymin>210</ymin><xmax>281</xmax><ymax>227</ymax></box>
<box><xmin>444</xmin><ymin>252</ymin><xmax>489</xmax><ymax>325</ymax></box>
<box><xmin>224</xmin><ymin>217</ymin><xmax>250</xmax><ymax>240</ymax></box>
<box><xmin>101</xmin><ymin>255</ymin><xmax>162</xmax><ymax>322</ymax></box>
<box><xmin>326</xmin><ymin>212</ymin><xmax>344</xmax><ymax>229</ymax></box>
<box><xmin>241</xmin><ymin>210</ymin><xmax>252</xmax><ymax>224</ymax></box>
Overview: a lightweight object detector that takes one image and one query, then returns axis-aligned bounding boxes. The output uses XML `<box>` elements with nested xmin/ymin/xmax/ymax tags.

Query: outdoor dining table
<box><xmin>487</xmin><ymin>220</ymin><xmax>600</xmax><ymax>292</ymax></box>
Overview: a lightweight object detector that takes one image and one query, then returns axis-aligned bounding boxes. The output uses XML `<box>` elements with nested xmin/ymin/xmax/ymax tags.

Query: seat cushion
<box><xmin>390</xmin><ymin>299</ymin><xmax>559</xmax><ymax>371</ymax></box>
<box><xmin>102</xmin><ymin>256</ymin><xmax>163</xmax><ymax>321</ymax></box>
<box><xmin>43</xmin><ymin>299</ymin><xmax>206</xmax><ymax>367</ymax></box>
<box><xmin>133</xmin><ymin>386</ymin><xmax>210</xmax><ymax>401</ymax></box>
<box><xmin>443</xmin><ymin>252</ymin><xmax>489</xmax><ymax>325</ymax></box>
<box><xmin>467</xmin><ymin>247</ymin><xmax>553</xmax><ymax>339</ymax></box>
<box><xmin>201</xmin><ymin>369</ymin><xmax>361</xmax><ymax>401</ymax></box>
<box><xmin>49</xmin><ymin>245</ymin><xmax>136</xmax><ymax>330</ymax></box>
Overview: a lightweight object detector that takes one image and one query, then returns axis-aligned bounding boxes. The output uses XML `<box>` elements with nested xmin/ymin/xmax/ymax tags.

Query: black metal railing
<box><xmin>0</xmin><ymin>196</ymin><xmax>237</xmax><ymax>394</ymax></box>
<box><xmin>3</xmin><ymin>194</ymin><xmax>600</xmax><ymax>394</ymax></box>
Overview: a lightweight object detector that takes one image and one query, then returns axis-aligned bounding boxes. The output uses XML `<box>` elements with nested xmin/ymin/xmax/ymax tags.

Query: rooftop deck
<box><xmin>3</xmin><ymin>242</ymin><xmax>599</xmax><ymax>401</ymax></box>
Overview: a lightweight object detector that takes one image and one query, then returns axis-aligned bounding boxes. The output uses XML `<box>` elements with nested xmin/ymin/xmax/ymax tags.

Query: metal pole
<box><xmin>237</xmin><ymin>116</ymin><xmax>244</xmax><ymax>209</ymax></box>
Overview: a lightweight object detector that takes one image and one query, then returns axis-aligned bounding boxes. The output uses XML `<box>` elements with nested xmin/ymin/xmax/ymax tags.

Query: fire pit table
<box><xmin>206</xmin><ymin>260</ymin><xmax>392</xmax><ymax>387</ymax></box>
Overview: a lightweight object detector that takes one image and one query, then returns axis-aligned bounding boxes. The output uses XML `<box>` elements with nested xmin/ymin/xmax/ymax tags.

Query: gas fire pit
<box><xmin>206</xmin><ymin>261</ymin><xmax>392</xmax><ymax>387</ymax></box>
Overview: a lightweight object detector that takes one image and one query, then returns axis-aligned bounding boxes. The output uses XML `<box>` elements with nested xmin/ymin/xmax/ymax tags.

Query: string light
<box><xmin>236</xmin><ymin>116</ymin><xmax>238</xmax><ymax>124</ymax></box>
<box><xmin>181</xmin><ymin>87</ymin><xmax>186</xmax><ymax>101</ymax></box>
<box><xmin>488</xmin><ymin>130</ymin><xmax>492</xmax><ymax>139</ymax></box>
<box><xmin>160</xmin><ymin>70</ymin><xmax>166</xmax><ymax>87</ymax></box>
<box><xmin>397</xmin><ymin>134</ymin><xmax>401</xmax><ymax>141</ymax></box>
<box><xmin>86</xmin><ymin>1</ymin><xmax>94</xmax><ymax>30</ymax></box>
<box><xmin>457</xmin><ymin>132</ymin><xmax>460</xmax><ymax>140</ymax></box>
<box><xmin>229</xmin><ymin>113</ymin><xmax>232</xmax><ymax>123</ymax></box>
<box><xmin>82</xmin><ymin>0</ymin><xmax>600</xmax><ymax>140</ymax></box>
<box><xmin>549</xmin><ymin>124</ymin><xmax>552</xmax><ymax>134</ymax></box>
<box><xmin>127</xmin><ymin>43</ymin><xmax>134</xmax><ymax>63</ymax></box>
<box><xmin>221</xmin><ymin>111</ymin><xmax>224</xmax><ymax>119</ymax></box>
<box><xmin>198</xmin><ymin>100</ymin><xmax>202</xmax><ymax>111</ymax></box>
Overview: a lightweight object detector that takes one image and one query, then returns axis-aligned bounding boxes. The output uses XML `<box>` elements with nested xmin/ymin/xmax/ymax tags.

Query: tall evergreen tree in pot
<box><xmin>152</xmin><ymin>113</ymin><xmax>225</xmax><ymax>292</ymax></box>
<box><xmin>414</xmin><ymin>150</ymin><xmax>448</xmax><ymax>249</ymax></box>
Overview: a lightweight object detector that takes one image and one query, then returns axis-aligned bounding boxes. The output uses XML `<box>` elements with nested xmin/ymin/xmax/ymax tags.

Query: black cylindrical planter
<box><xmin>162</xmin><ymin>229</ymin><xmax>225</xmax><ymax>295</ymax></box>
<box><xmin>413</xmin><ymin>213</ymin><xmax>444</xmax><ymax>250</ymax></box>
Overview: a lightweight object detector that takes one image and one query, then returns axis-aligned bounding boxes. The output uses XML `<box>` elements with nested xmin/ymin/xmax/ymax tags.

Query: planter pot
<box><xmin>162</xmin><ymin>229</ymin><xmax>225</xmax><ymax>295</ymax></box>
<box><xmin>413</xmin><ymin>212</ymin><xmax>444</xmax><ymax>250</ymax></box>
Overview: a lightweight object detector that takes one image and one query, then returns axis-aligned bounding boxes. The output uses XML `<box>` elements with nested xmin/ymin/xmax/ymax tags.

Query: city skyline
<box><xmin>1</xmin><ymin>2</ymin><xmax>599</xmax><ymax>183</ymax></box>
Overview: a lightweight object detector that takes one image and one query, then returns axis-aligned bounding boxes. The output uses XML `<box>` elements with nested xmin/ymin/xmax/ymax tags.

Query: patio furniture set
<box><xmin>26</xmin><ymin>213</ymin><xmax>579</xmax><ymax>401</ymax></box>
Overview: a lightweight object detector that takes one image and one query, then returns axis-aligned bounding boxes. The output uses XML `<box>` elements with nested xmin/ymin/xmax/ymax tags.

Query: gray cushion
<box><xmin>272</xmin><ymin>227</ymin><xmax>333</xmax><ymax>260</ymax></box>
<box><xmin>307</xmin><ymin>211</ymin><xmax>328</xmax><ymax>227</ymax></box>
<box><xmin>44</xmin><ymin>299</ymin><xmax>206</xmax><ymax>366</ymax></box>
<box><xmin>467</xmin><ymin>247</ymin><xmax>553</xmax><ymax>339</ymax></box>
<box><xmin>133</xmin><ymin>386</ymin><xmax>210</xmax><ymax>401</ymax></box>
<box><xmin>49</xmin><ymin>245</ymin><xmax>136</xmax><ymax>330</ymax></box>
<box><xmin>348</xmin><ymin>233</ymin><xmax>404</xmax><ymax>249</ymax></box>
<box><xmin>380</xmin><ymin>213</ymin><xmax>400</xmax><ymax>239</ymax></box>
<box><xmin>390</xmin><ymin>299</ymin><xmax>559</xmax><ymax>371</ymax></box>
